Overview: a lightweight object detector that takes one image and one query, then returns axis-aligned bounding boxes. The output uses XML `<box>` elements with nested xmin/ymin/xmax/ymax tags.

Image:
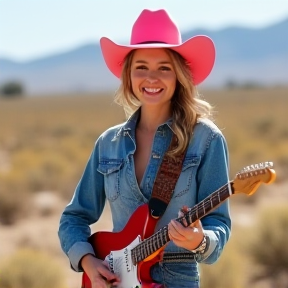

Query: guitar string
<box><xmin>131</xmin><ymin>183</ymin><xmax>231</xmax><ymax>262</ymax></box>
<box><xmin>132</xmin><ymin>168</ymin><xmax>268</xmax><ymax>262</ymax></box>
<box><xmin>132</xmin><ymin>184</ymin><xmax>230</xmax><ymax>262</ymax></box>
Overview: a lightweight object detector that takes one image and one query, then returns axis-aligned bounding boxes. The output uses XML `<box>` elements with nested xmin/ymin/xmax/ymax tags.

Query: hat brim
<box><xmin>100</xmin><ymin>35</ymin><xmax>215</xmax><ymax>85</ymax></box>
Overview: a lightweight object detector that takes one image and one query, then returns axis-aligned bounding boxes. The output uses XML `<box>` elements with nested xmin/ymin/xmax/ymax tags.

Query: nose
<box><xmin>146</xmin><ymin>78</ymin><xmax>158</xmax><ymax>84</ymax></box>
<box><xmin>146</xmin><ymin>71</ymin><xmax>159</xmax><ymax>84</ymax></box>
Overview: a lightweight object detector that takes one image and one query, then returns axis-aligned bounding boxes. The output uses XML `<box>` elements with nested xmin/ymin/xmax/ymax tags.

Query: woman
<box><xmin>59</xmin><ymin>9</ymin><xmax>231</xmax><ymax>288</ymax></box>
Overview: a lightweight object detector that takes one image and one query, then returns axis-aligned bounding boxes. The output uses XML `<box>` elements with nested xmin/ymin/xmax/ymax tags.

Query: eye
<box><xmin>135</xmin><ymin>65</ymin><xmax>148</xmax><ymax>70</ymax></box>
<box><xmin>159</xmin><ymin>66</ymin><xmax>172</xmax><ymax>71</ymax></box>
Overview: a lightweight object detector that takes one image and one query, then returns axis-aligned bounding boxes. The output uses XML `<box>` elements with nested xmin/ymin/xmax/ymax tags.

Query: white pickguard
<box><xmin>108</xmin><ymin>235</ymin><xmax>142</xmax><ymax>288</ymax></box>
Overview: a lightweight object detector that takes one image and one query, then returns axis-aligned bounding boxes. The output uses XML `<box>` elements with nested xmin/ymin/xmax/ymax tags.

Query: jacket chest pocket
<box><xmin>182</xmin><ymin>156</ymin><xmax>201</xmax><ymax>172</ymax></box>
<box><xmin>97</xmin><ymin>159</ymin><xmax>124</xmax><ymax>201</ymax></box>
<box><xmin>173</xmin><ymin>156</ymin><xmax>201</xmax><ymax>198</ymax></box>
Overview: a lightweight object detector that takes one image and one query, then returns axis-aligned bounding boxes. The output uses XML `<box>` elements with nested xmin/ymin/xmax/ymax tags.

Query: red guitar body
<box><xmin>81</xmin><ymin>204</ymin><xmax>162</xmax><ymax>288</ymax></box>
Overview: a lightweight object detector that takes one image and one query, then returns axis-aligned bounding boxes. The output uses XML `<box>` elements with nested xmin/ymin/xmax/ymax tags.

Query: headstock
<box><xmin>233</xmin><ymin>162</ymin><xmax>276</xmax><ymax>195</ymax></box>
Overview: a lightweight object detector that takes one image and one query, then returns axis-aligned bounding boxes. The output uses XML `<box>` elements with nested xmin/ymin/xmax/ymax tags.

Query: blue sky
<box><xmin>1</xmin><ymin>0</ymin><xmax>288</xmax><ymax>61</ymax></box>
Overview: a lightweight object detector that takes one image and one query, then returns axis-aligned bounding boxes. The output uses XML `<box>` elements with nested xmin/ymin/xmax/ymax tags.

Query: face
<box><xmin>130</xmin><ymin>48</ymin><xmax>177</xmax><ymax>110</ymax></box>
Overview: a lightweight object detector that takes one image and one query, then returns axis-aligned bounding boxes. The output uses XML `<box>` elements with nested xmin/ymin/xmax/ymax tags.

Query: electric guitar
<box><xmin>81</xmin><ymin>162</ymin><xmax>276</xmax><ymax>288</ymax></box>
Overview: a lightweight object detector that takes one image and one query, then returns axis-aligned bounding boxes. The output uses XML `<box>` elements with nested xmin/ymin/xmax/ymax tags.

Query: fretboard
<box><xmin>131</xmin><ymin>181</ymin><xmax>233</xmax><ymax>264</ymax></box>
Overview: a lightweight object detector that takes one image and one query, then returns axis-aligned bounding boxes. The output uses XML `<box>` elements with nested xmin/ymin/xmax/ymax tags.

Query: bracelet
<box><xmin>190</xmin><ymin>235</ymin><xmax>207</xmax><ymax>254</ymax></box>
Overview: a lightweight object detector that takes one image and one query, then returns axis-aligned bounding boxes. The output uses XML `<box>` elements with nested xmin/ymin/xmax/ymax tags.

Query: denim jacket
<box><xmin>58</xmin><ymin>110</ymin><xmax>231</xmax><ymax>281</ymax></box>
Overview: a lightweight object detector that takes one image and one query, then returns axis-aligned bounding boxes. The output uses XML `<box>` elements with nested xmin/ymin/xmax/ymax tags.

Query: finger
<box><xmin>91</xmin><ymin>272</ymin><xmax>120</xmax><ymax>288</ymax></box>
<box><xmin>178</xmin><ymin>206</ymin><xmax>193</xmax><ymax>227</ymax></box>
<box><xmin>102</xmin><ymin>260</ymin><xmax>109</xmax><ymax>269</ymax></box>
<box><xmin>190</xmin><ymin>219</ymin><xmax>203</xmax><ymax>229</ymax></box>
<box><xmin>171</xmin><ymin>219</ymin><xmax>202</xmax><ymax>241</ymax></box>
<box><xmin>182</xmin><ymin>206</ymin><xmax>189</xmax><ymax>213</ymax></box>
<box><xmin>171</xmin><ymin>219</ymin><xmax>189</xmax><ymax>232</ymax></box>
<box><xmin>102</xmin><ymin>259</ymin><xmax>120</xmax><ymax>284</ymax></box>
<box><xmin>178</xmin><ymin>205</ymin><xmax>189</xmax><ymax>217</ymax></box>
<box><xmin>90</xmin><ymin>277</ymin><xmax>109</xmax><ymax>288</ymax></box>
<box><xmin>168</xmin><ymin>230</ymin><xmax>172</xmax><ymax>240</ymax></box>
<box><xmin>100</xmin><ymin>268</ymin><xmax>120</xmax><ymax>283</ymax></box>
<box><xmin>169</xmin><ymin>220</ymin><xmax>186</xmax><ymax>239</ymax></box>
<box><xmin>169</xmin><ymin>219</ymin><xmax>181</xmax><ymax>233</ymax></box>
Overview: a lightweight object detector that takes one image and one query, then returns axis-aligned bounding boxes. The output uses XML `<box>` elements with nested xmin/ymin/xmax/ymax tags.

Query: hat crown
<box><xmin>130</xmin><ymin>9</ymin><xmax>182</xmax><ymax>45</ymax></box>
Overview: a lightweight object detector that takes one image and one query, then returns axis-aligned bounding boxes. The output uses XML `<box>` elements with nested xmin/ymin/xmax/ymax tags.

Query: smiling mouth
<box><xmin>143</xmin><ymin>87</ymin><xmax>163</xmax><ymax>94</ymax></box>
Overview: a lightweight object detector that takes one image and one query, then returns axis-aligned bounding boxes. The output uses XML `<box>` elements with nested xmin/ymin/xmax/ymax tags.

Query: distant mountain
<box><xmin>1</xmin><ymin>17</ymin><xmax>288</xmax><ymax>95</ymax></box>
<box><xmin>182</xmin><ymin>17</ymin><xmax>288</xmax><ymax>87</ymax></box>
<box><xmin>0</xmin><ymin>45</ymin><xmax>120</xmax><ymax>94</ymax></box>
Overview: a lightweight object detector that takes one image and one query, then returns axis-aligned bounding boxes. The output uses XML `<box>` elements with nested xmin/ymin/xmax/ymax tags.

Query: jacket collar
<box><xmin>115</xmin><ymin>108</ymin><xmax>175</xmax><ymax>139</ymax></box>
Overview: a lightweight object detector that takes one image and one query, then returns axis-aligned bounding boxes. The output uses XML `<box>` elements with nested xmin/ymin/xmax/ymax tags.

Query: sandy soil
<box><xmin>0</xmin><ymin>181</ymin><xmax>286</xmax><ymax>288</ymax></box>
<box><xmin>0</xmin><ymin>192</ymin><xmax>112</xmax><ymax>288</ymax></box>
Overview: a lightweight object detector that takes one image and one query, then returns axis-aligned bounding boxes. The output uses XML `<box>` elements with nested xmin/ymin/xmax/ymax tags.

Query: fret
<box><xmin>188</xmin><ymin>213</ymin><xmax>193</xmax><ymax>226</ymax></box>
<box><xmin>161</xmin><ymin>228</ymin><xmax>166</xmax><ymax>242</ymax></box>
<box><xmin>119</xmin><ymin>163</ymin><xmax>274</xmax><ymax>274</ymax></box>
<box><xmin>143</xmin><ymin>240</ymin><xmax>149</xmax><ymax>259</ymax></box>
<box><xmin>156</xmin><ymin>231</ymin><xmax>161</xmax><ymax>249</ymax></box>
<box><xmin>149</xmin><ymin>238</ymin><xmax>155</xmax><ymax>256</ymax></box>
<box><xmin>218</xmin><ymin>190</ymin><xmax>221</xmax><ymax>202</ymax></box>
<box><xmin>160</xmin><ymin>229</ymin><xmax>166</xmax><ymax>247</ymax></box>
<box><xmin>153</xmin><ymin>236</ymin><xmax>157</xmax><ymax>252</ymax></box>
<box><xmin>157</xmin><ymin>231</ymin><xmax>162</xmax><ymax>248</ymax></box>
<box><xmin>202</xmin><ymin>200</ymin><xmax>206</xmax><ymax>215</ymax></box>
<box><xmin>83</xmin><ymin>162</ymin><xmax>274</xmax><ymax>288</ymax></box>
<box><xmin>145</xmin><ymin>239</ymin><xmax>151</xmax><ymax>257</ymax></box>
<box><xmin>137</xmin><ymin>243</ymin><xmax>142</xmax><ymax>261</ymax></box>
<box><xmin>158</xmin><ymin>231</ymin><xmax>162</xmax><ymax>246</ymax></box>
<box><xmin>132</xmin><ymin>182</ymin><xmax>233</xmax><ymax>264</ymax></box>
<box><xmin>210</xmin><ymin>194</ymin><xmax>215</xmax><ymax>207</ymax></box>
<box><xmin>185</xmin><ymin>214</ymin><xmax>192</xmax><ymax>227</ymax></box>
<box><xmin>182</xmin><ymin>183</ymin><xmax>231</xmax><ymax>225</ymax></box>
<box><xmin>140</xmin><ymin>243</ymin><xmax>145</xmax><ymax>260</ymax></box>
<box><xmin>132</xmin><ymin>227</ymin><xmax>168</xmax><ymax>263</ymax></box>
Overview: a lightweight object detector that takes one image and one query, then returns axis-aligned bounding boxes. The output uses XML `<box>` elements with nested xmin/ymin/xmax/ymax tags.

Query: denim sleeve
<box><xmin>58</xmin><ymin>139</ymin><xmax>106</xmax><ymax>271</ymax></box>
<box><xmin>195</xmin><ymin>132</ymin><xmax>231</xmax><ymax>264</ymax></box>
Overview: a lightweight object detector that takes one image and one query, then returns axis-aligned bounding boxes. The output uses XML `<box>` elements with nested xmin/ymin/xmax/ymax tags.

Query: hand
<box><xmin>81</xmin><ymin>254</ymin><xmax>121</xmax><ymax>288</ymax></box>
<box><xmin>168</xmin><ymin>206</ymin><xmax>204</xmax><ymax>251</ymax></box>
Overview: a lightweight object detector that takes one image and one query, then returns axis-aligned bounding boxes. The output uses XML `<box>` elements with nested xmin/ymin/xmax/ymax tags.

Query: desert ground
<box><xmin>0</xmin><ymin>87</ymin><xmax>287</xmax><ymax>288</ymax></box>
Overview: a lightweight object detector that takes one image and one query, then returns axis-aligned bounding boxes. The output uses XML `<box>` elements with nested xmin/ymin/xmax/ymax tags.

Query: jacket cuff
<box><xmin>67</xmin><ymin>242</ymin><xmax>95</xmax><ymax>272</ymax></box>
<box><xmin>202</xmin><ymin>230</ymin><xmax>218</xmax><ymax>259</ymax></box>
<box><xmin>194</xmin><ymin>230</ymin><xmax>218</xmax><ymax>262</ymax></box>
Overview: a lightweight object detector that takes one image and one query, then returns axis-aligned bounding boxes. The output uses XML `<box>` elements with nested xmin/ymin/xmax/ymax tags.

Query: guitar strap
<box><xmin>149</xmin><ymin>134</ymin><xmax>187</xmax><ymax>218</ymax></box>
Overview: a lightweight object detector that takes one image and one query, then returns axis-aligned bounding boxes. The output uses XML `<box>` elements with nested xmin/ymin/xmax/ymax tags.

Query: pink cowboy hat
<box><xmin>100</xmin><ymin>9</ymin><xmax>215</xmax><ymax>85</ymax></box>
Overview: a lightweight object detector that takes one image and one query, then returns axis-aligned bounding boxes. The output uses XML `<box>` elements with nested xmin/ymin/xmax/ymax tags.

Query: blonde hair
<box><xmin>114</xmin><ymin>48</ymin><xmax>213</xmax><ymax>156</ymax></box>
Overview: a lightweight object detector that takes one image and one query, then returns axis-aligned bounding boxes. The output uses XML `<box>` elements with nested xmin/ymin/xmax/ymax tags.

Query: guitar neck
<box><xmin>131</xmin><ymin>182</ymin><xmax>234</xmax><ymax>264</ymax></box>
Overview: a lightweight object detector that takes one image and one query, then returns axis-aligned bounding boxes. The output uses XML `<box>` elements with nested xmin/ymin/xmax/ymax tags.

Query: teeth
<box><xmin>144</xmin><ymin>88</ymin><xmax>161</xmax><ymax>93</ymax></box>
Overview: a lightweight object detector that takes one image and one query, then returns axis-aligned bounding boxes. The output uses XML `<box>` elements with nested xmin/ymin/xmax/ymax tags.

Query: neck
<box><xmin>137</xmin><ymin>106</ymin><xmax>172</xmax><ymax>133</ymax></box>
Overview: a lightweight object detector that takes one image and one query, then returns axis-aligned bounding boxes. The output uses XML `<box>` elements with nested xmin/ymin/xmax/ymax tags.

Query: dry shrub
<box><xmin>0</xmin><ymin>249</ymin><xmax>66</xmax><ymax>288</ymax></box>
<box><xmin>199</xmin><ymin>233</ymin><xmax>246</xmax><ymax>288</ymax></box>
<box><xmin>0</xmin><ymin>186</ymin><xmax>29</xmax><ymax>225</ymax></box>
<box><xmin>245</xmin><ymin>204</ymin><xmax>288</xmax><ymax>287</ymax></box>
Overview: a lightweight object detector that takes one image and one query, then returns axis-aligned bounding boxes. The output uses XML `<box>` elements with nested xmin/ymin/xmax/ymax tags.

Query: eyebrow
<box><xmin>134</xmin><ymin>60</ymin><xmax>172</xmax><ymax>65</ymax></box>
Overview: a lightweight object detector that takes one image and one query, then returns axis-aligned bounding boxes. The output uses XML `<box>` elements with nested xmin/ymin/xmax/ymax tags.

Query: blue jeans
<box><xmin>150</xmin><ymin>261</ymin><xmax>200</xmax><ymax>288</ymax></box>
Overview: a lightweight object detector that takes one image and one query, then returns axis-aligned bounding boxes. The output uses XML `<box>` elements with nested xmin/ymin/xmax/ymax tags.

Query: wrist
<box><xmin>80</xmin><ymin>253</ymin><xmax>96</xmax><ymax>270</ymax></box>
<box><xmin>190</xmin><ymin>235</ymin><xmax>207</xmax><ymax>254</ymax></box>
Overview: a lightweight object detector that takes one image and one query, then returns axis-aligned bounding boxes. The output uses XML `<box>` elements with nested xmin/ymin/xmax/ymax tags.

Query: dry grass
<box><xmin>1</xmin><ymin>88</ymin><xmax>287</xmax><ymax>181</ymax></box>
<box><xmin>0</xmin><ymin>87</ymin><xmax>287</xmax><ymax>288</ymax></box>
<box><xmin>203</xmin><ymin>87</ymin><xmax>288</xmax><ymax>178</ymax></box>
